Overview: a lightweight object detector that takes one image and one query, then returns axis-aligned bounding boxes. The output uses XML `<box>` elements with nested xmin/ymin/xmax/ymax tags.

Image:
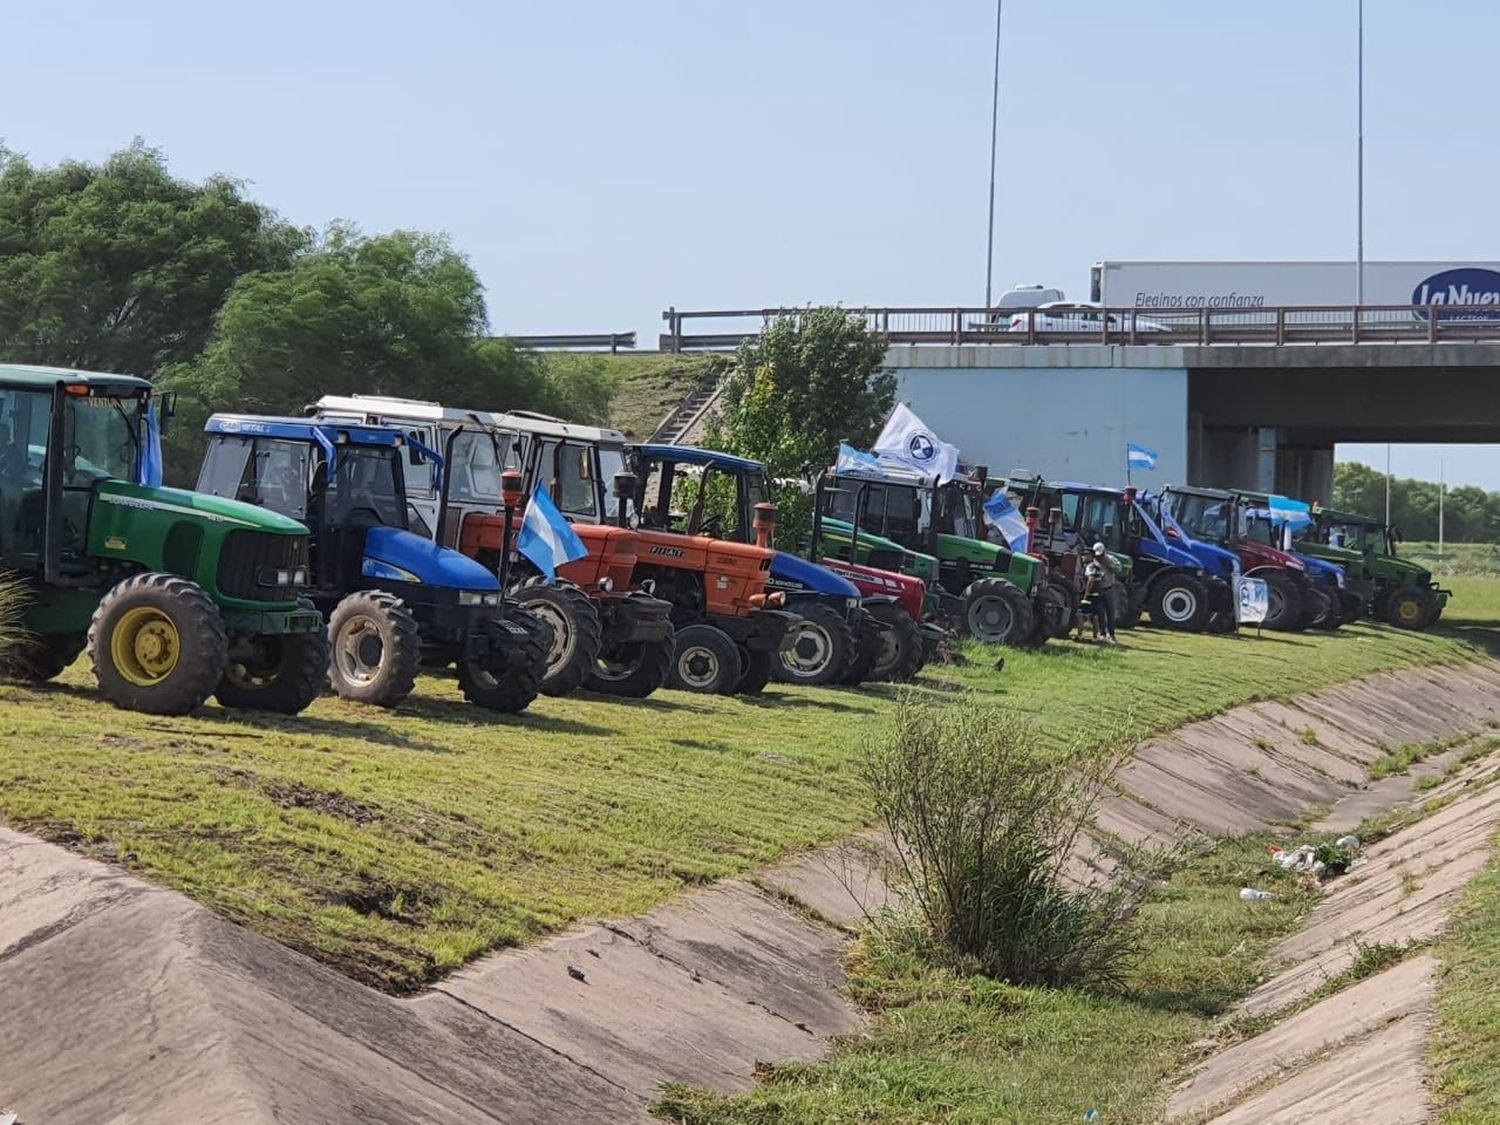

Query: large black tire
<box><xmin>1385</xmin><ymin>586</ymin><xmax>1437</xmax><ymax>631</ymax></box>
<box><xmin>668</xmin><ymin>623</ymin><xmax>741</xmax><ymax>695</ymax></box>
<box><xmin>88</xmin><ymin>573</ymin><xmax>229</xmax><ymax>716</ymax></box>
<box><xmin>866</xmin><ymin>601</ymin><xmax>924</xmax><ymax>682</ymax></box>
<box><xmin>736</xmin><ymin>645</ymin><xmax>775</xmax><ymax>695</ymax></box>
<box><xmin>773</xmin><ymin>603</ymin><xmax>856</xmax><ymax>686</ymax></box>
<box><xmin>960</xmin><ymin>577</ymin><xmax>1034</xmax><ymax>647</ymax></box>
<box><xmin>12</xmin><ymin>632</ymin><xmax>86</xmax><ymax>682</ymax></box>
<box><xmin>1147</xmin><ymin>572</ymin><xmax>1211</xmax><ymax>632</ymax></box>
<box><xmin>1038</xmin><ymin>574</ymin><xmax>1077</xmax><ymax>639</ymax></box>
<box><xmin>1260</xmin><ymin>572</ymin><xmax>1304</xmax><ymax>632</ymax></box>
<box><xmin>585</xmin><ymin>632</ymin><xmax>676</xmax><ymax>699</ymax></box>
<box><xmin>1339</xmin><ymin>591</ymin><xmax>1366</xmax><ymax>623</ymax></box>
<box><xmin>215</xmin><ymin>628</ymin><xmax>330</xmax><ymax>715</ymax></box>
<box><xmin>1115</xmin><ymin>586</ymin><xmax>1140</xmax><ymax>630</ymax></box>
<box><xmin>840</xmin><ymin>612</ymin><xmax>882</xmax><ymax>685</ymax></box>
<box><xmin>457</xmin><ymin>605</ymin><xmax>550</xmax><ymax>713</ymax></box>
<box><xmin>511</xmin><ymin>577</ymin><xmax>603</xmax><ymax>697</ymax></box>
<box><xmin>326</xmin><ymin>591</ymin><xmax>422</xmax><ymax>707</ymax></box>
<box><xmin>1306</xmin><ymin>585</ymin><xmax>1342</xmax><ymax>630</ymax></box>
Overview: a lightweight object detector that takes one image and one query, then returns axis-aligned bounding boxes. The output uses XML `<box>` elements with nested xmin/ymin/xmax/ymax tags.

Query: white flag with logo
<box><xmin>872</xmin><ymin>403</ymin><xmax>960</xmax><ymax>483</ymax></box>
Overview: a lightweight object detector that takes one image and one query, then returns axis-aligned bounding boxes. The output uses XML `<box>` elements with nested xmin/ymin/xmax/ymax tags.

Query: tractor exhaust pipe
<box><xmin>612</xmin><ymin>472</ymin><xmax>636</xmax><ymax>529</ymax></box>
<box><xmin>499</xmin><ymin>470</ymin><xmax>523</xmax><ymax>590</ymax></box>
<box><xmin>753</xmin><ymin>502</ymin><xmax>778</xmax><ymax>550</ymax></box>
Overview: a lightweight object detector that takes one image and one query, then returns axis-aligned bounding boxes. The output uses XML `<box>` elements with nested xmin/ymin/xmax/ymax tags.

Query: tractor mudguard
<box><xmin>362</xmin><ymin>526</ymin><xmax>500</xmax><ymax>591</ymax></box>
<box><xmin>715</xmin><ymin>608</ymin><xmax>797</xmax><ymax>654</ymax></box>
<box><xmin>597</xmin><ymin>591</ymin><xmax>675</xmax><ymax>647</ymax></box>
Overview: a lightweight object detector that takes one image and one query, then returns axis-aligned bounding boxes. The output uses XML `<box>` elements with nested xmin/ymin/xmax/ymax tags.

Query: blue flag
<box><xmin>517</xmin><ymin>483</ymin><xmax>589</xmax><ymax>582</ymax></box>
<box><xmin>139</xmin><ymin>401</ymin><xmax>164</xmax><ymax>487</ymax></box>
<box><xmin>983</xmin><ymin>489</ymin><xmax>1030</xmax><ymax>553</ymax></box>
<box><xmin>1267</xmin><ymin>494</ymin><xmax>1314</xmax><ymax>530</ymax></box>
<box><xmin>1126</xmin><ymin>443</ymin><xmax>1158</xmax><ymax>471</ymax></box>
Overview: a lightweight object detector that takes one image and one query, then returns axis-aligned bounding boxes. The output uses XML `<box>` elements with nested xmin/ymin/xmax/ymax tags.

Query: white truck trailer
<box><xmin>1089</xmin><ymin>261</ymin><xmax>1500</xmax><ymax>311</ymax></box>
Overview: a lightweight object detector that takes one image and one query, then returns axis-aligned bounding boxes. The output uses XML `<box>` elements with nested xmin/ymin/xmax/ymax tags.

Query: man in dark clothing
<box><xmin>1086</xmin><ymin>541</ymin><xmax>1119</xmax><ymax>644</ymax></box>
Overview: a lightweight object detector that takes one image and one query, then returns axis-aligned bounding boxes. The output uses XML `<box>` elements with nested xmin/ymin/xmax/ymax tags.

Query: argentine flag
<box><xmin>1267</xmin><ymin>494</ymin><xmax>1314</xmax><ymax>530</ymax></box>
<box><xmin>983</xmin><ymin>489</ymin><xmax>1030</xmax><ymax>554</ymax></box>
<box><xmin>139</xmin><ymin>401</ymin><xmax>164</xmax><ymax>488</ymax></box>
<box><xmin>1126</xmin><ymin>443</ymin><xmax>1158</xmax><ymax>471</ymax></box>
<box><xmin>517</xmin><ymin>483</ymin><xmax>589</xmax><ymax>582</ymax></box>
<box><xmin>834</xmin><ymin>441</ymin><xmax>885</xmax><ymax>477</ymax></box>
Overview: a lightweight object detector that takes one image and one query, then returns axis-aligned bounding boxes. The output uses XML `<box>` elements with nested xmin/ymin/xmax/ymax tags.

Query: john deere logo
<box><xmin>906</xmin><ymin>433</ymin><xmax>936</xmax><ymax>463</ymax></box>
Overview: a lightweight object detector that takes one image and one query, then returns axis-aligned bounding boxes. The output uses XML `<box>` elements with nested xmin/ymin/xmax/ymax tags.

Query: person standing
<box><xmin>1088</xmin><ymin>542</ymin><xmax>1120</xmax><ymax>644</ymax></box>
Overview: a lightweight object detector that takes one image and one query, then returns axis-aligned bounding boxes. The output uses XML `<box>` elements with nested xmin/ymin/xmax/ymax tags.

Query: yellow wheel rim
<box><xmin>1397</xmin><ymin>599</ymin><xmax>1421</xmax><ymax>624</ymax></box>
<box><xmin>110</xmin><ymin>606</ymin><xmax>182</xmax><ymax>686</ymax></box>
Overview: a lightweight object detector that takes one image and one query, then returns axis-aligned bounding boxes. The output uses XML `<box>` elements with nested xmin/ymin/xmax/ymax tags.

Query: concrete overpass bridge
<box><xmin>660</xmin><ymin>304</ymin><xmax>1500</xmax><ymax>499</ymax></box>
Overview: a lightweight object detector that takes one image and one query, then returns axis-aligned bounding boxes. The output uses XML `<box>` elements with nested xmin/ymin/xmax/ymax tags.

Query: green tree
<box><xmin>1333</xmin><ymin>461</ymin><xmax>1500</xmax><ymax>543</ymax></box>
<box><xmin>709</xmin><ymin>308</ymin><xmax>893</xmax><ymax>547</ymax></box>
<box><xmin>160</xmin><ymin>227</ymin><xmax>607</xmax><ymax>483</ymax></box>
<box><xmin>0</xmin><ymin>142</ymin><xmax>305</xmax><ymax>375</ymax></box>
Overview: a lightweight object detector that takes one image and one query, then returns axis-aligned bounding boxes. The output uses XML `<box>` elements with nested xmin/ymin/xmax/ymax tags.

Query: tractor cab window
<box><xmin>0</xmin><ymin>389</ymin><xmax>53</xmax><ymax>560</ymax></box>
<box><xmin>1241</xmin><ymin>509</ymin><xmax>1277</xmax><ymax>546</ymax></box>
<box><xmin>232</xmin><ymin>439</ymin><xmax>312</xmax><ymax>521</ymax></box>
<box><xmin>885</xmin><ymin>485</ymin><xmax>925</xmax><ymax>543</ymax></box>
<box><xmin>934</xmin><ymin>485</ymin><xmax>980</xmax><ymax>539</ymax></box>
<box><xmin>392</xmin><ymin>425</ymin><xmax>436</xmax><ymax>497</ymax></box>
<box><xmin>64</xmin><ymin>395</ymin><xmax>139</xmax><ymax>485</ymax></box>
<box><xmin>599</xmin><ymin>445</ymin><xmax>626</xmax><ymax>521</ymax></box>
<box><xmin>1171</xmin><ymin>495</ymin><xmax>1230</xmax><ymax>542</ymax></box>
<box><xmin>538</xmin><ymin>439</ymin><xmax>597</xmax><ymax>521</ymax></box>
<box><xmin>821</xmin><ymin>479</ymin><xmax>859</xmax><ymax>523</ymax></box>
<box><xmin>1076</xmin><ymin>496</ymin><xmax>1121</xmax><ymax>548</ymax></box>
<box><xmin>313</xmin><ymin>446</ymin><xmax>406</xmax><ymax>529</ymax></box>
<box><xmin>447</xmin><ymin>430</ymin><xmax>504</xmax><ymax>503</ymax></box>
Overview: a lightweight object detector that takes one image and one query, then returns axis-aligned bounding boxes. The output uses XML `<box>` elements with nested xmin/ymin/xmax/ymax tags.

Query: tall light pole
<box><xmin>1385</xmin><ymin>443</ymin><xmax>1392</xmax><ymax>526</ymax></box>
<box><xmin>983</xmin><ymin>0</ymin><xmax>1003</xmax><ymax>308</ymax></box>
<box><xmin>1355</xmin><ymin>0</ymin><xmax>1365</xmax><ymax>304</ymax></box>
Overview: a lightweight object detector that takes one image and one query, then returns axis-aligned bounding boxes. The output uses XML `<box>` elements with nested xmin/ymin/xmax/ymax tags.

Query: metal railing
<box><xmin>659</xmin><ymin>304</ymin><xmax>1500</xmax><ymax>352</ymax></box>
<box><xmin>508</xmin><ymin>331</ymin><xmax>636</xmax><ymax>353</ymax></box>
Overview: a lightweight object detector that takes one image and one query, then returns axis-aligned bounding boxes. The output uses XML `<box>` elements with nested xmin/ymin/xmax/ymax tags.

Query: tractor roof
<box><xmin>0</xmin><ymin>363</ymin><xmax>152</xmax><ymax>391</ymax></box>
<box><xmin>636</xmin><ymin>444</ymin><xmax>766</xmax><ymax>473</ymax></box>
<box><xmin>830</xmin><ymin>460</ymin><xmax>935</xmax><ymax>488</ymax></box>
<box><xmin>1313</xmin><ymin>505</ymin><xmax>1381</xmax><ymax>525</ymax></box>
<box><xmin>1163</xmin><ymin>483</ymin><xmax>1234</xmax><ymax>501</ymax></box>
<box><xmin>205</xmin><ymin>414</ymin><xmax>412</xmax><ymax>448</ymax></box>
<box><xmin>1051</xmin><ymin>481</ymin><xmax>1125</xmax><ymax>497</ymax></box>
<box><xmin>490</xmin><ymin>409</ymin><xmax>627</xmax><ymax>444</ymax></box>
<box><xmin>314</xmin><ymin>394</ymin><xmax>628</xmax><ymax>444</ymax></box>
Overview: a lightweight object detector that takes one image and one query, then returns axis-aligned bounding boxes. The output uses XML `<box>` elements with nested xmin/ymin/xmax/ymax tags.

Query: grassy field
<box><xmin>0</xmin><ymin>614</ymin><xmax>1487</xmax><ymax>994</ymax></box>
<box><xmin>1434</xmin><ymin>837</ymin><xmax>1500</xmax><ymax>1124</ymax></box>
<box><xmin>542</xmin><ymin>351</ymin><xmax>728</xmax><ymax>439</ymax></box>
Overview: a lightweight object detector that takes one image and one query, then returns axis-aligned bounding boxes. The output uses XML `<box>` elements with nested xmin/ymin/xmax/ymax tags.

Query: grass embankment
<box><xmin>0</xmin><ymin>617</ymin><xmax>1481</xmax><ymax>994</ymax></box>
<box><xmin>1434</xmin><ymin>833</ymin><xmax>1500</xmax><ymax>1124</ymax></box>
<box><xmin>542</xmin><ymin>351</ymin><xmax>727</xmax><ymax>439</ymax></box>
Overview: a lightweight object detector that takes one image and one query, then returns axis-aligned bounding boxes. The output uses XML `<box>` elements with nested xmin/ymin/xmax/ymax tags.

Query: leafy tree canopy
<box><xmin>1334</xmin><ymin>461</ymin><xmax>1500</xmax><ymax>543</ymax></box>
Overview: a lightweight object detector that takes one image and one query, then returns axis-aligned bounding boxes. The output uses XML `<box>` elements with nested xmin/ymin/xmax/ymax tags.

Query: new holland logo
<box><xmin>649</xmin><ymin>544</ymin><xmax>686</xmax><ymax>558</ymax></box>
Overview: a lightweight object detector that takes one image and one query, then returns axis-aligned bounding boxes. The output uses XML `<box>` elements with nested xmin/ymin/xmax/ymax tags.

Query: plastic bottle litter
<box><xmin>1336</xmin><ymin>835</ymin><xmax>1360</xmax><ymax>850</ymax></box>
<box><xmin>1240</xmin><ymin>887</ymin><xmax>1275</xmax><ymax>901</ymax></box>
<box><xmin>1083</xmin><ymin>1112</ymin><xmax>1100</xmax><ymax>1122</ymax></box>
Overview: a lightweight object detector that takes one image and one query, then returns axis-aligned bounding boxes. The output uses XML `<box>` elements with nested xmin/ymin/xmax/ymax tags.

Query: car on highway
<box><xmin>1007</xmin><ymin>301</ymin><xmax>1172</xmax><ymax>335</ymax></box>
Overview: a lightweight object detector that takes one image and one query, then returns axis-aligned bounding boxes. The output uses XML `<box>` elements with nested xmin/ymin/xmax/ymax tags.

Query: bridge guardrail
<box><xmin>659</xmin><ymin>304</ymin><xmax>1500</xmax><ymax>352</ymax></box>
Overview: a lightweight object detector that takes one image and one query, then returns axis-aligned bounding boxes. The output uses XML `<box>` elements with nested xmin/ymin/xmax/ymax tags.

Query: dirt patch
<box><xmin>264</xmin><ymin>781</ymin><xmax>378</xmax><ymax>826</ymax></box>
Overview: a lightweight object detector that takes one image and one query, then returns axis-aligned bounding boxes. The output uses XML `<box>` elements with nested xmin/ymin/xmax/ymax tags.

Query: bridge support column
<box><xmin>1275</xmin><ymin>444</ymin><xmax>1335</xmax><ymax>505</ymax></box>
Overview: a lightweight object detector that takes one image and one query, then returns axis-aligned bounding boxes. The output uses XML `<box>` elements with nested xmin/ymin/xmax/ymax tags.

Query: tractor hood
<box><xmin>1379</xmin><ymin>553</ymin><xmax>1434</xmax><ymax>583</ymax></box>
<box><xmin>1297</xmin><ymin>553</ymin><xmax>1345</xmax><ymax>587</ymax></box>
<box><xmin>1237</xmin><ymin>538</ymin><xmax>1306</xmax><ymax>573</ymax></box>
<box><xmin>362</xmin><ymin>526</ymin><xmax>500</xmax><ymax>591</ymax></box>
<box><xmin>937</xmin><ymin>532</ymin><xmax>1040</xmax><ymax>592</ymax></box>
<box><xmin>769</xmin><ymin>551</ymin><xmax>861</xmax><ymax>599</ymax></box>
<box><xmin>93</xmin><ymin>480</ymin><xmax>307</xmax><ymax>536</ymax></box>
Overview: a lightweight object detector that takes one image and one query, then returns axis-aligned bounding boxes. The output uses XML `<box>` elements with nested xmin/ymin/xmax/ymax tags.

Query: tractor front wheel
<box><xmin>960</xmin><ymin>578</ymin><xmax>1034</xmax><ymax>646</ymax></box>
<box><xmin>1148</xmin><ymin>572</ymin><xmax>1210</xmax><ymax>631</ymax></box>
<box><xmin>457</xmin><ymin>605</ymin><xmax>551</xmax><ymax>713</ymax></box>
<box><xmin>13</xmin><ymin>632</ymin><xmax>87</xmax><ymax>682</ymax></box>
<box><xmin>1385</xmin><ymin>587</ymin><xmax>1437</xmax><ymax>631</ymax></box>
<box><xmin>327</xmin><ymin>591</ymin><xmax>422</xmax><ymax>707</ymax></box>
<box><xmin>1260</xmin><ymin>573</ymin><xmax>1304</xmax><ymax>632</ymax></box>
<box><xmin>668</xmin><ymin>624</ymin><xmax>741</xmax><ymax>695</ymax></box>
<box><xmin>867</xmin><ymin>601</ymin><xmax>924</xmax><ymax>682</ymax></box>
<box><xmin>736</xmin><ymin>646</ymin><xmax>775</xmax><ymax>695</ymax></box>
<box><xmin>511</xmin><ymin>577</ymin><xmax>603</xmax><ymax>697</ymax></box>
<box><xmin>773</xmin><ymin>604</ymin><xmax>856</xmax><ymax>686</ymax></box>
<box><xmin>1307</xmin><ymin>586</ymin><xmax>1343</xmax><ymax>630</ymax></box>
<box><xmin>215</xmin><ymin>626</ymin><xmax>330</xmax><ymax>715</ymax></box>
<box><xmin>89</xmin><ymin>573</ymin><xmax>229</xmax><ymax>715</ymax></box>
<box><xmin>586</xmin><ymin>631</ymin><xmax>675</xmax><ymax>699</ymax></box>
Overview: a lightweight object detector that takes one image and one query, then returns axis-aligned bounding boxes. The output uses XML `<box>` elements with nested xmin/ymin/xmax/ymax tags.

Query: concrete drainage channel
<box><xmin>4</xmin><ymin>662</ymin><xmax>1500</xmax><ymax>1123</ymax></box>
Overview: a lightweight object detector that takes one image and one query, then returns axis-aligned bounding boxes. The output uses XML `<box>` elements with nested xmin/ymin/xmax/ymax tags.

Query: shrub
<box><xmin>863</xmin><ymin>695</ymin><xmax>1168</xmax><ymax>991</ymax></box>
<box><xmin>0</xmin><ymin>575</ymin><xmax>35</xmax><ymax>673</ymax></box>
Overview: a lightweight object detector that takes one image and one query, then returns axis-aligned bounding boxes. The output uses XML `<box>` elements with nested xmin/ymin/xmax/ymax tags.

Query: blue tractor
<box><xmin>196</xmin><ymin>415</ymin><xmax>551</xmax><ymax>710</ymax></box>
<box><xmin>627</xmin><ymin>443</ymin><xmax>879</xmax><ymax>687</ymax></box>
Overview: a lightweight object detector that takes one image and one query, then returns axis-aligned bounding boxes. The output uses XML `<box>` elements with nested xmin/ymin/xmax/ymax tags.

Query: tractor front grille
<box><xmin>217</xmin><ymin>530</ymin><xmax>310</xmax><ymax>600</ymax></box>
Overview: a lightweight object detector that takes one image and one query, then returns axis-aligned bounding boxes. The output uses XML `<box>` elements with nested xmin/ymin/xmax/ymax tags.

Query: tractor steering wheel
<box><xmin>698</xmin><ymin>513</ymin><xmax>723</xmax><ymax>539</ymax></box>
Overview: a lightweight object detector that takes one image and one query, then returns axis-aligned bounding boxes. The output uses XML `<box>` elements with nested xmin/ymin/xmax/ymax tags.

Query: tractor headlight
<box><xmin>458</xmin><ymin>590</ymin><xmax>501</xmax><ymax>607</ymax></box>
<box><xmin>599</xmin><ymin>576</ymin><xmax>614</xmax><ymax>593</ymax></box>
<box><xmin>846</xmin><ymin>597</ymin><xmax>861</xmax><ymax>611</ymax></box>
<box><xmin>268</xmin><ymin>567</ymin><xmax>309</xmax><ymax>587</ymax></box>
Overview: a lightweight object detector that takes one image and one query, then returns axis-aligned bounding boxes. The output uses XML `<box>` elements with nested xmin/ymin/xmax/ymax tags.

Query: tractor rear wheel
<box><xmin>586</xmin><ymin>632</ymin><xmax>675</xmax><ymax>699</ymax></box>
<box><xmin>1385</xmin><ymin>586</ymin><xmax>1437</xmax><ymax>631</ymax></box>
<box><xmin>1260</xmin><ymin>573</ymin><xmax>1304</xmax><ymax>632</ymax></box>
<box><xmin>773</xmin><ymin>603</ymin><xmax>856</xmax><ymax>686</ymax></box>
<box><xmin>457</xmin><ymin>605</ymin><xmax>551</xmax><ymax>712</ymax></box>
<box><xmin>1148</xmin><ymin>572</ymin><xmax>1210</xmax><ymax>631</ymax></box>
<box><xmin>1339</xmin><ymin>591</ymin><xmax>1366</xmax><ymax>622</ymax></box>
<box><xmin>1040</xmin><ymin>575</ymin><xmax>1077</xmax><ymax>639</ymax></box>
<box><xmin>866</xmin><ymin>602</ymin><xmax>924</xmax><ymax>682</ymax></box>
<box><xmin>736</xmin><ymin>646</ymin><xmax>775</xmax><ymax>695</ymax></box>
<box><xmin>1114</xmin><ymin>586</ymin><xmax>1140</xmax><ymax>630</ymax></box>
<box><xmin>668</xmin><ymin>624</ymin><xmax>741</xmax><ymax>695</ymax></box>
<box><xmin>840</xmin><ymin>612</ymin><xmax>881</xmax><ymax>685</ymax></box>
<box><xmin>1307</xmin><ymin>586</ymin><xmax>1342</xmax><ymax>630</ymax></box>
<box><xmin>511</xmin><ymin>577</ymin><xmax>603</xmax><ymax>697</ymax></box>
<box><xmin>13</xmin><ymin>632</ymin><xmax>86</xmax><ymax>682</ymax></box>
<box><xmin>89</xmin><ymin>573</ymin><xmax>229</xmax><ymax>715</ymax></box>
<box><xmin>215</xmin><ymin>627</ymin><xmax>330</xmax><ymax>714</ymax></box>
<box><xmin>327</xmin><ymin>591</ymin><xmax>422</xmax><ymax>706</ymax></box>
<box><xmin>960</xmin><ymin>578</ymin><xmax>1034</xmax><ymax>646</ymax></box>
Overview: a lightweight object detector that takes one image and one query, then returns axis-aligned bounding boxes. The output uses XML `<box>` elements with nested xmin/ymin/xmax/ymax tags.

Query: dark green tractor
<box><xmin>1305</xmin><ymin>506</ymin><xmax>1450</xmax><ymax>629</ymax></box>
<box><xmin>0</xmin><ymin>365</ymin><xmax>327</xmax><ymax>715</ymax></box>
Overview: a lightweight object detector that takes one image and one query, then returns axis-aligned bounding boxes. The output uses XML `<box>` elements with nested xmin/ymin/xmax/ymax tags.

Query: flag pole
<box><xmin>1125</xmin><ymin>442</ymin><xmax>1132</xmax><ymax>488</ymax></box>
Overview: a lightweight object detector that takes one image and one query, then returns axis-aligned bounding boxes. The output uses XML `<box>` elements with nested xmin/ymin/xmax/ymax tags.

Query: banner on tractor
<box><xmin>983</xmin><ymin>489</ymin><xmax>1031</xmax><ymax>554</ymax></box>
<box><xmin>874</xmin><ymin>403</ymin><xmax>959</xmax><ymax>483</ymax></box>
<box><xmin>1235</xmin><ymin>576</ymin><xmax>1269</xmax><ymax>625</ymax></box>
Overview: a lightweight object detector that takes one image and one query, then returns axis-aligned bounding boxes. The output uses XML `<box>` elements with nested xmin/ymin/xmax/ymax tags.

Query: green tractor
<box><xmin>1303</xmin><ymin>506</ymin><xmax>1450</xmax><ymax>629</ymax></box>
<box><xmin>815</xmin><ymin>460</ymin><xmax>1066</xmax><ymax>646</ymax></box>
<box><xmin>0</xmin><ymin>365</ymin><xmax>327</xmax><ymax>715</ymax></box>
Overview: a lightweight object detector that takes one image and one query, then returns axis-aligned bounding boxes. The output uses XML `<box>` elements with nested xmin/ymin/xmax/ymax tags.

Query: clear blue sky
<box><xmin>4</xmin><ymin>1</ymin><xmax>1497</xmax><ymax>487</ymax></box>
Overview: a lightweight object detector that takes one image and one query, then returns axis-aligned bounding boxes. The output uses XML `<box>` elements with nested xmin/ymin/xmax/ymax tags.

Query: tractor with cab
<box><xmin>1303</xmin><ymin>506</ymin><xmax>1449</xmax><ymax>629</ymax></box>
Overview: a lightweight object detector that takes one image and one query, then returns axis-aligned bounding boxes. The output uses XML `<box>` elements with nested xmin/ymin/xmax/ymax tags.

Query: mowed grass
<box><xmin>0</xmin><ymin>609</ymin><xmax>1488</xmax><ymax>993</ymax></box>
<box><xmin>1434</xmin><ymin>827</ymin><xmax>1500</xmax><ymax>1124</ymax></box>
